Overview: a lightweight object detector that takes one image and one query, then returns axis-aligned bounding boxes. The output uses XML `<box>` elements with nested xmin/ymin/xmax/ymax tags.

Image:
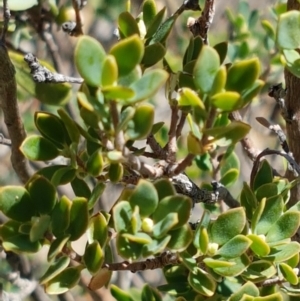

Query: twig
<box><xmin>174</xmin><ymin>153</ymin><xmax>195</xmax><ymax>175</ymax></box>
<box><xmin>110</xmin><ymin>101</ymin><xmax>125</xmax><ymax>151</ymax></box>
<box><xmin>187</xmin><ymin>0</ymin><xmax>215</xmax><ymax>44</ymax></box>
<box><xmin>0</xmin><ymin>2</ymin><xmax>32</xmax><ymax>183</ymax></box>
<box><xmin>146</xmin><ymin>134</ymin><xmax>167</xmax><ymax>160</ymax></box>
<box><xmin>171</xmin><ymin>173</ymin><xmax>240</xmax><ymax>208</ymax></box>
<box><xmin>62</xmin><ymin>0</ymin><xmax>86</xmax><ymax>36</ymax></box>
<box><xmin>176</xmin><ymin>111</ymin><xmax>187</xmax><ymax>138</ymax></box>
<box><xmin>24</xmin><ymin>53</ymin><xmax>84</xmax><ymax>84</ymax></box>
<box><xmin>103</xmin><ymin>251</ymin><xmax>180</xmax><ymax>272</ymax></box>
<box><xmin>250</xmin><ymin>148</ymin><xmax>300</xmax><ymax>188</ymax></box>
<box><xmin>0</xmin><ymin>133</ymin><xmax>11</xmax><ymax>146</ymax></box>
<box><xmin>268</xmin><ymin>83</ymin><xmax>293</xmax><ymax>123</ymax></box>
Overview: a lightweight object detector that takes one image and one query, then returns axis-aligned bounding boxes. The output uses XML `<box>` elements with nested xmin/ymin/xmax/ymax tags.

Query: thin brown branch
<box><xmin>146</xmin><ymin>134</ymin><xmax>167</xmax><ymax>159</ymax></box>
<box><xmin>110</xmin><ymin>101</ymin><xmax>125</xmax><ymax>151</ymax></box>
<box><xmin>187</xmin><ymin>0</ymin><xmax>215</xmax><ymax>44</ymax></box>
<box><xmin>129</xmin><ymin>146</ymin><xmax>160</xmax><ymax>159</ymax></box>
<box><xmin>176</xmin><ymin>111</ymin><xmax>187</xmax><ymax>138</ymax></box>
<box><xmin>174</xmin><ymin>153</ymin><xmax>195</xmax><ymax>175</ymax></box>
<box><xmin>0</xmin><ymin>5</ymin><xmax>32</xmax><ymax>184</ymax></box>
<box><xmin>0</xmin><ymin>133</ymin><xmax>11</xmax><ymax>146</ymax></box>
<box><xmin>103</xmin><ymin>251</ymin><xmax>180</xmax><ymax>272</ymax></box>
<box><xmin>202</xmin><ymin>107</ymin><xmax>217</xmax><ymax>146</ymax></box>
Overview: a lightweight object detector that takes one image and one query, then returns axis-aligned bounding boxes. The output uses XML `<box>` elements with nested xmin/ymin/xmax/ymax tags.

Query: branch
<box><xmin>0</xmin><ymin>2</ymin><xmax>32</xmax><ymax>183</ymax></box>
<box><xmin>187</xmin><ymin>0</ymin><xmax>215</xmax><ymax>44</ymax></box>
<box><xmin>0</xmin><ymin>133</ymin><xmax>11</xmax><ymax>146</ymax></box>
<box><xmin>24</xmin><ymin>53</ymin><xmax>84</xmax><ymax>84</ymax></box>
<box><xmin>171</xmin><ymin>173</ymin><xmax>240</xmax><ymax>208</ymax></box>
<box><xmin>62</xmin><ymin>0</ymin><xmax>86</xmax><ymax>36</ymax></box>
<box><xmin>103</xmin><ymin>251</ymin><xmax>180</xmax><ymax>272</ymax></box>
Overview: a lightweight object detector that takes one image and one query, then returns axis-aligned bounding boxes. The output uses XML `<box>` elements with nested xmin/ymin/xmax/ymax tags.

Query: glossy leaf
<box><xmin>211</xmin><ymin>91</ymin><xmax>241</xmax><ymax>111</ymax></box>
<box><xmin>128</xmin><ymin>180</ymin><xmax>158</xmax><ymax>217</ymax></box>
<box><xmin>35</xmin><ymin>112</ymin><xmax>68</xmax><ymax>148</ymax></box>
<box><xmin>86</xmin><ymin>150</ymin><xmax>103</xmax><ymax>177</ymax></box>
<box><xmin>40</xmin><ymin>255</ymin><xmax>70</xmax><ymax>285</ymax></box>
<box><xmin>21</xmin><ymin>135</ymin><xmax>60</xmax><ymax>161</ymax></box>
<box><xmin>101</xmin><ymin>55</ymin><xmax>118</xmax><ymax>87</ymax></box>
<box><xmin>203</xmin><ymin>258</ymin><xmax>235</xmax><ymax>268</ymax></box>
<box><xmin>84</xmin><ymin>241</ymin><xmax>104</xmax><ymax>275</ymax></box>
<box><xmin>51</xmin><ymin>195</ymin><xmax>72</xmax><ymax>237</ymax></box>
<box><xmin>126</xmin><ymin>104</ymin><xmax>154</xmax><ymax>140</ymax></box>
<box><xmin>30</xmin><ymin>215</ymin><xmax>51</xmax><ymax>242</ymax></box>
<box><xmin>240</xmin><ymin>182</ymin><xmax>258</xmax><ymax>220</ymax></box>
<box><xmin>210</xmin><ymin>207</ymin><xmax>246</xmax><ymax>245</ymax></box>
<box><xmin>214</xmin><ymin>41</ymin><xmax>228</xmax><ymax>64</ymax></box>
<box><xmin>48</xmin><ymin>235</ymin><xmax>70</xmax><ymax>261</ymax></box>
<box><xmin>145</xmin><ymin>7</ymin><xmax>166</xmax><ymax>39</ymax></box>
<box><xmin>0</xmin><ymin>220</ymin><xmax>42</xmax><ymax>253</ymax></box>
<box><xmin>122</xmin><ymin>232</ymin><xmax>152</xmax><ymax>244</ymax></box>
<box><xmin>0</xmin><ymin>186</ymin><xmax>35</xmax><ymax>222</ymax></box>
<box><xmin>194</xmin><ymin>45</ymin><xmax>220</xmax><ymax>93</ymax></box>
<box><xmin>220</xmin><ymin>168</ymin><xmax>239</xmax><ymax>187</ymax></box>
<box><xmin>210</xmin><ymin>65</ymin><xmax>227</xmax><ymax>95</ymax></box>
<box><xmin>153</xmin><ymin>195</ymin><xmax>192</xmax><ymax>229</ymax></box>
<box><xmin>188</xmin><ymin>268</ymin><xmax>216</xmax><ymax>297</ymax></box>
<box><xmin>45</xmin><ymin>266</ymin><xmax>83</xmax><ymax>294</ymax></box>
<box><xmin>87</xmin><ymin>212</ymin><xmax>108</xmax><ymax>247</ymax></box>
<box><xmin>110</xmin><ymin>34</ymin><xmax>144</xmax><ymax>77</ymax></box>
<box><xmin>143</xmin><ymin>0</ymin><xmax>157</xmax><ymax>28</ymax></box>
<box><xmin>127</xmin><ymin>69</ymin><xmax>168</xmax><ymax>104</ymax></box>
<box><xmin>75</xmin><ymin>36</ymin><xmax>106</xmax><ymax>87</ymax></box>
<box><xmin>108</xmin><ymin>163</ymin><xmax>123</xmax><ymax>183</ymax></box>
<box><xmin>67</xmin><ymin>197</ymin><xmax>88</xmax><ymax>241</ymax></box>
<box><xmin>111</xmin><ymin>284</ymin><xmax>134</xmax><ymax>301</ymax></box>
<box><xmin>71</xmin><ymin>177</ymin><xmax>91</xmax><ymax>198</ymax></box>
<box><xmin>118</xmin><ymin>12</ymin><xmax>140</xmax><ymax>37</ymax></box>
<box><xmin>27</xmin><ymin>175</ymin><xmax>57</xmax><ymax>215</ymax></box>
<box><xmin>142</xmin><ymin>43</ymin><xmax>166</xmax><ymax>67</ymax></box>
<box><xmin>57</xmin><ymin>109</ymin><xmax>80</xmax><ymax>144</ymax></box>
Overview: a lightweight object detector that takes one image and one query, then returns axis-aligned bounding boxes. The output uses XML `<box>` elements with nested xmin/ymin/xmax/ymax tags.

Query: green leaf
<box><xmin>0</xmin><ymin>220</ymin><xmax>42</xmax><ymax>253</ymax></box>
<box><xmin>110</xmin><ymin>34</ymin><xmax>144</xmax><ymax>77</ymax></box>
<box><xmin>116</xmin><ymin>232</ymin><xmax>143</xmax><ymax>260</ymax></box>
<box><xmin>84</xmin><ymin>241</ymin><xmax>104</xmax><ymax>275</ymax></box>
<box><xmin>45</xmin><ymin>266</ymin><xmax>83</xmax><ymax>294</ymax></box>
<box><xmin>71</xmin><ymin>177</ymin><xmax>91</xmax><ymax>198</ymax></box>
<box><xmin>113</xmin><ymin>201</ymin><xmax>133</xmax><ymax>233</ymax></box>
<box><xmin>152</xmin><ymin>212</ymin><xmax>178</xmax><ymax>238</ymax></box>
<box><xmin>145</xmin><ymin>7</ymin><xmax>166</xmax><ymax>39</ymax></box>
<box><xmin>247</xmin><ymin>234</ymin><xmax>270</xmax><ymax>257</ymax></box>
<box><xmin>188</xmin><ymin>267</ymin><xmax>216</xmax><ymax>297</ymax></box>
<box><xmin>21</xmin><ymin>135</ymin><xmax>60</xmax><ymax>161</ymax></box>
<box><xmin>111</xmin><ymin>284</ymin><xmax>134</xmax><ymax>301</ymax></box>
<box><xmin>187</xmin><ymin>132</ymin><xmax>203</xmax><ymax>155</ymax></box>
<box><xmin>143</xmin><ymin>0</ymin><xmax>157</xmax><ymax>29</ymax></box>
<box><xmin>126</xmin><ymin>104</ymin><xmax>154</xmax><ymax>140</ymax></box>
<box><xmin>108</xmin><ymin>163</ymin><xmax>123</xmax><ymax>183</ymax></box>
<box><xmin>88</xmin><ymin>182</ymin><xmax>106</xmax><ymax>210</ymax></box>
<box><xmin>122</xmin><ymin>232</ymin><xmax>152</xmax><ymax>244</ymax></box>
<box><xmin>167</xmin><ymin>224</ymin><xmax>193</xmax><ymax>251</ymax></box>
<box><xmin>203</xmin><ymin>258</ymin><xmax>236</xmax><ymax>268</ymax></box>
<box><xmin>86</xmin><ymin>150</ymin><xmax>103</xmax><ymax>177</ymax></box>
<box><xmin>229</xmin><ymin>282</ymin><xmax>259</xmax><ymax>301</ymax></box>
<box><xmin>153</xmin><ymin>195</ymin><xmax>192</xmax><ymax>229</ymax></box>
<box><xmin>266</xmin><ymin>211</ymin><xmax>300</xmax><ymax>243</ymax></box>
<box><xmin>40</xmin><ymin>255</ymin><xmax>70</xmax><ymax>284</ymax></box>
<box><xmin>142</xmin><ymin>43</ymin><xmax>166</xmax><ymax>67</ymax></box>
<box><xmin>1</xmin><ymin>0</ymin><xmax>38</xmax><ymax>11</ymax></box>
<box><xmin>127</xmin><ymin>69</ymin><xmax>168</xmax><ymax>104</ymax></box>
<box><xmin>48</xmin><ymin>235</ymin><xmax>70</xmax><ymax>261</ymax></box>
<box><xmin>211</xmin><ymin>91</ymin><xmax>241</xmax><ymax>111</ymax></box>
<box><xmin>213</xmin><ymin>253</ymin><xmax>250</xmax><ymax>277</ymax></box>
<box><xmin>0</xmin><ymin>186</ymin><xmax>35</xmax><ymax>222</ymax></box>
<box><xmin>27</xmin><ymin>175</ymin><xmax>57</xmax><ymax>215</ymax></box>
<box><xmin>128</xmin><ymin>180</ymin><xmax>158</xmax><ymax>217</ymax></box>
<box><xmin>57</xmin><ymin>109</ymin><xmax>80</xmax><ymax>144</ymax></box>
<box><xmin>217</xmin><ymin>235</ymin><xmax>252</xmax><ymax>258</ymax></box>
<box><xmin>154</xmin><ymin>179</ymin><xmax>176</xmax><ymax>200</ymax></box>
<box><xmin>277</xmin><ymin>11</ymin><xmax>300</xmax><ymax>49</ymax></box>
<box><xmin>118</xmin><ymin>12</ymin><xmax>140</xmax><ymax>37</ymax></box>
<box><xmin>240</xmin><ymin>182</ymin><xmax>257</xmax><ymax>220</ymax></box>
<box><xmin>101</xmin><ymin>55</ymin><xmax>118</xmax><ymax>87</ymax></box>
<box><xmin>51</xmin><ymin>195</ymin><xmax>72</xmax><ymax>237</ymax></box>
<box><xmin>214</xmin><ymin>41</ymin><xmax>228</xmax><ymax>64</ymax></box>
<box><xmin>142</xmin><ymin>235</ymin><xmax>171</xmax><ymax>257</ymax></box>
<box><xmin>141</xmin><ymin>284</ymin><xmax>162</xmax><ymax>301</ymax></box>
<box><xmin>264</xmin><ymin>242</ymin><xmax>300</xmax><ymax>262</ymax></box>
<box><xmin>253</xmin><ymin>160</ymin><xmax>273</xmax><ymax>191</ymax></box>
<box><xmin>35</xmin><ymin>112</ymin><xmax>69</xmax><ymax>148</ymax></box>
<box><xmin>255</xmin><ymin>196</ymin><xmax>284</xmax><ymax>235</ymax></box>
<box><xmin>220</xmin><ymin>168</ymin><xmax>239</xmax><ymax>187</ymax></box>
<box><xmin>177</xmin><ymin>87</ymin><xmax>206</xmax><ymax>110</ymax></box>
<box><xmin>75</xmin><ymin>36</ymin><xmax>106</xmax><ymax>87</ymax></box>
<box><xmin>279</xmin><ymin>262</ymin><xmax>299</xmax><ymax>285</ymax></box>
<box><xmin>203</xmin><ymin>121</ymin><xmax>251</xmax><ymax>147</ymax></box>
<box><xmin>88</xmin><ymin>268</ymin><xmax>112</xmax><ymax>291</ymax></box>
<box><xmin>30</xmin><ymin>215</ymin><xmax>51</xmax><ymax>242</ymax></box>
<box><xmin>194</xmin><ymin>45</ymin><xmax>220</xmax><ymax>93</ymax></box>
<box><xmin>242</xmin><ymin>260</ymin><xmax>276</xmax><ymax>283</ymax></box>
<box><xmin>87</xmin><ymin>212</ymin><xmax>108</xmax><ymax>247</ymax></box>
<box><xmin>210</xmin><ymin>66</ymin><xmax>227</xmax><ymax>95</ymax></box>
<box><xmin>102</xmin><ymin>85</ymin><xmax>135</xmax><ymax>100</ymax></box>
<box><xmin>210</xmin><ymin>207</ymin><xmax>246</xmax><ymax>245</ymax></box>
<box><xmin>226</xmin><ymin>58</ymin><xmax>260</xmax><ymax>92</ymax></box>
<box><xmin>67</xmin><ymin>197</ymin><xmax>88</xmax><ymax>241</ymax></box>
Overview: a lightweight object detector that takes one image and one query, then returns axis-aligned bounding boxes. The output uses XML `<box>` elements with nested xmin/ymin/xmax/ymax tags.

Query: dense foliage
<box><xmin>1</xmin><ymin>0</ymin><xmax>300</xmax><ymax>300</ymax></box>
